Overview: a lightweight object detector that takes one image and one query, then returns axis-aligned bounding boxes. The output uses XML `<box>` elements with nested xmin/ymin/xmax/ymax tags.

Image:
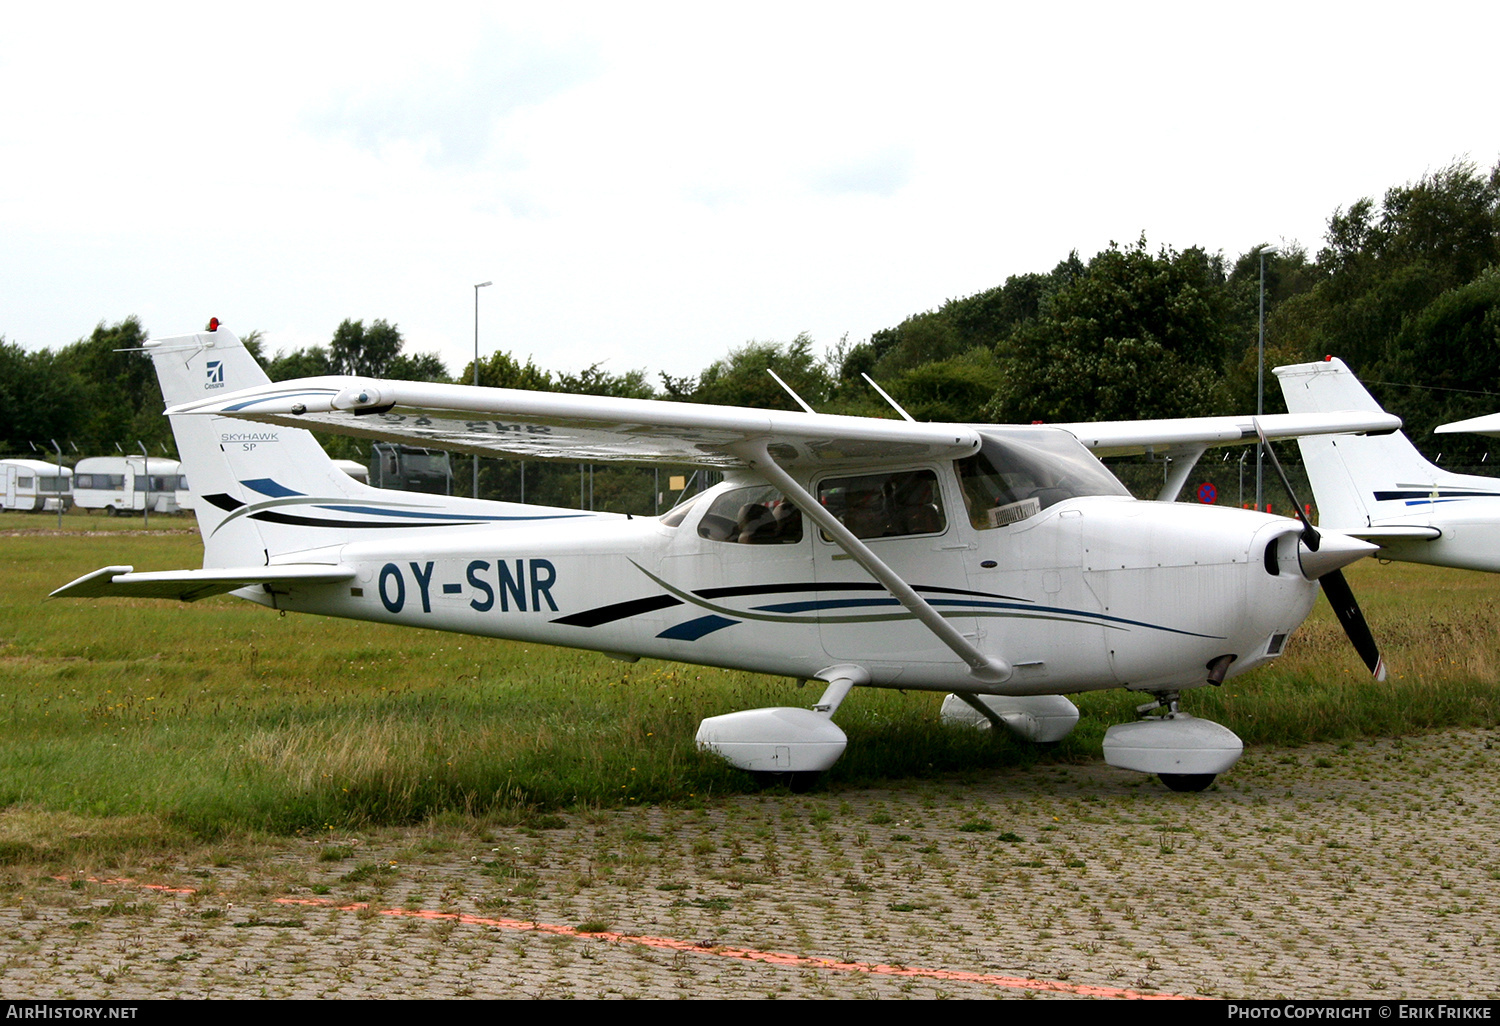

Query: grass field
<box><xmin>4</xmin><ymin>510</ymin><xmax>1500</xmax><ymax>842</ymax></box>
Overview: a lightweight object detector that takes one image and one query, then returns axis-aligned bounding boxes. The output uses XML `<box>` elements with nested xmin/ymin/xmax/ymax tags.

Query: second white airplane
<box><xmin>1277</xmin><ymin>357</ymin><xmax>1500</xmax><ymax>573</ymax></box>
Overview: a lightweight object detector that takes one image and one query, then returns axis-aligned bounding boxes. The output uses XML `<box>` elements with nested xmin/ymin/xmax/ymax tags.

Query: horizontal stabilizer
<box><xmin>1435</xmin><ymin>412</ymin><xmax>1500</xmax><ymax>437</ymax></box>
<box><xmin>50</xmin><ymin>564</ymin><xmax>356</xmax><ymax>602</ymax></box>
<box><xmin>1339</xmin><ymin>526</ymin><xmax>1443</xmax><ymax>542</ymax></box>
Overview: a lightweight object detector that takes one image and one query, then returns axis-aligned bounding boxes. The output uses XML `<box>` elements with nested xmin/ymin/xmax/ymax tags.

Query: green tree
<box><xmin>386</xmin><ymin>351</ymin><xmax>451</xmax><ymax>383</ymax></box>
<box><xmin>51</xmin><ymin>317</ymin><xmax>171</xmax><ymax>455</ymax></box>
<box><xmin>266</xmin><ymin>346</ymin><xmax>334</xmax><ymax>381</ymax></box>
<box><xmin>886</xmin><ymin>349</ymin><xmax>1005</xmax><ymax>423</ymax></box>
<box><xmin>329</xmin><ymin>318</ymin><xmax>405</xmax><ymax>377</ymax></box>
<box><xmin>685</xmin><ymin>333</ymin><xmax>832</xmax><ymax>411</ymax></box>
<box><xmin>0</xmin><ymin>339</ymin><xmax>88</xmax><ymax>452</ymax></box>
<box><xmin>555</xmin><ymin>364</ymin><xmax>655</xmax><ymax>399</ymax></box>
<box><xmin>465</xmin><ymin>350</ymin><xmax>554</xmax><ymax>391</ymax></box>
<box><xmin>987</xmin><ymin>240</ymin><xmax>1235</xmax><ymax>423</ymax></box>
<box><xmin>1276</xmin><ymin>160</ymin><xmax>1500</xmax><ymax>373</ymax></box>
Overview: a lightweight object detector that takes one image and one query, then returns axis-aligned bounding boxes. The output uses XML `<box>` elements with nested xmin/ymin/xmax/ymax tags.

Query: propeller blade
<box><xmin>1319</xmin><ymin>568</ymin><xmax>1387</xmax><ymax>681</ymax></box>
<box><xmin>1253</xmin><ymin>418</ymin><xmax>1319</xmax><ymax>550</ymax></box>
<box><xmin>1253</xmin><ymin>418</ymin><xmax>1385</xmax><ymax>680</ymax></box>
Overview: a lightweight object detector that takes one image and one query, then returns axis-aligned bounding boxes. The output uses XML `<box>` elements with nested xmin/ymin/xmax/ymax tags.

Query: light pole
<box><xmin>473</xmin><ymin>280</ymin><xmax>492</xmax><ymax>498</ymax></box>
<box><xmin>1255</xmin><ymin>245</ymin><xmax>1279</xmax><ymax>512</ymax></box>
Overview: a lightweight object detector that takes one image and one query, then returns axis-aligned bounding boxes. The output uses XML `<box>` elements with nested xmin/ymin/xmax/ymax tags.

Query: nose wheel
<box><xmin>1102</xmin><ymin>691</ymin><xmax>1243</xmax><ymax>791</ymax></box>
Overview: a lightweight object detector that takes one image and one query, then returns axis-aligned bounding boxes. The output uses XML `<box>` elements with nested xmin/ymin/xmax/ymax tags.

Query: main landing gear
<box><xmin>694</xmin><ymin>664</ymin><xmax>868</xmax><ymax>791</ymax></box>
<box><xmin>938</xmin><ymin>693</ymin><xmax>1081</xmax><ymax>743</ymax></box>
<box><xmin>1101</xmin><ymin>691</ymin><xmax>1243</xmax><ymax>792</ymax></box>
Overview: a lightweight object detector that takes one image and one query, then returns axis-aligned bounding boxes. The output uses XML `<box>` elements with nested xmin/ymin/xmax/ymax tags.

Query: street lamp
<box><xmin>1255</xmin><ymin>245</ymin><xmax>1279</xmax><ymax>512</ymax></box>
<box><xmin>473</xmin><ymin>280</ymin><xmax>492</xmax><ymax>498</ymax></box>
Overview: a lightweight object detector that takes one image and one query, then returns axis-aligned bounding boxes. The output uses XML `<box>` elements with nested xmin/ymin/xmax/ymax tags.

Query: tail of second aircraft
<box><xmin>1275</xmin><ymin>357</ymin><xmax>1486</xmax><ymax>529</ymax></box>
<box><xmin>150</xmin><ymin>323</ymin><xmax>585</xmax><ymax>568</ymax></box>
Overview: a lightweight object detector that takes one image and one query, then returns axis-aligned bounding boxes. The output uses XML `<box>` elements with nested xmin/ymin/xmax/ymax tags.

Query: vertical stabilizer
<box><xmin>149</xmin><ymin>324</ymin><xmax>598</xmax><ymax>570</ymax></box>
<box><xmin>150</xmin><ymin>327</ymin><xmax>368</xmax><ymax>566</ymax></box>
<box><xmin>1275</xmin><ymin>358</ymin><xmax>1456</xmax><ymax>528</ymax></box>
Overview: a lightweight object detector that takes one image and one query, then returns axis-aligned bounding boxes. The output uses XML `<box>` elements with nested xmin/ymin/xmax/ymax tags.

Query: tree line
<box><xmin>4</xmin><ymin>160</ymin><xmax>1497</xmax><ymax>476</ymax></box>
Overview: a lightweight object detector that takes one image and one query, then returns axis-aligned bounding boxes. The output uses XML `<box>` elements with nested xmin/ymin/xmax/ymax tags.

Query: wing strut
<box><xmin>1156</xmin><ymin>445</ymin><xmax>1207</xmax><ymax>502</ymax></box>
<box><xmin>733</xmin><ymin>440</ymin><xmax>1012</xmax><ymax>685</ymax></box>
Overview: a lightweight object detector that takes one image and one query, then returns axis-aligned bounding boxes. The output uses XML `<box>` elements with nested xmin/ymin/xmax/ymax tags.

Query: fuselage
<box><xmin>1356</xmin><ymin>495</ymin><xmax>1500</xmax><ymax>573</ymax></box>
<box><xmin>244</xmin><ymin>460</ymin><xmax>1319</xmax><ymax>698</ymax></box>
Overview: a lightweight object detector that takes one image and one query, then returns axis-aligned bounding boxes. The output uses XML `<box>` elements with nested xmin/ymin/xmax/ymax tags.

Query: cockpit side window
<box><xmin>695</xmin><ymin>485</ymin><xmax>804</xmax><ymax>544</ymax></box>
<box><xmin>957</xmin><ymin>429</ymin><xmax>1130</xmax><ymax>529</ymax></box>
<box><xmin>815</xmin><ymin>468</ymin><xmax>945</xmax><ymax>541</ymax></box>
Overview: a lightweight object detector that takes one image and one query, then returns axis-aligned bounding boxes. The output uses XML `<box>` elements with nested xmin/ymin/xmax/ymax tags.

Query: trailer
<box><xmin>368</xmin><ymin>443</ymin><xmax>452</xmax><ymax>494</ymax></box>
<box><xmin>0</xmin><ymin>459</ymin><xmax>72</xmax><ymax>512</ymax></box>
<box><xmin>72</xmin><ymin>456</ymin><xmax>181</xmax><ymax>516</ymax></box>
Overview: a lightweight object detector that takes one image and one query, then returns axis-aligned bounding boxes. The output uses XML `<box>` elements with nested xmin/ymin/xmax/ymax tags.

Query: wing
<box><xmin>167</xmin><ymin>377</ymin><xmax>981</xmax><ymax>469</ymax></box>
<box><xmin>1052</xmin><ymin>411</ymin><xmax>1403</xmax><ymax>457</ymax></box>
<box><xmin>172</xmin><ymin>377</ymin><xmax>1400</xmax><ymax>467</ymax></box>
<box><xmin>52</xmin><ymin>564</ymin><xmax>355</xmax><ymax>602</ymax></box>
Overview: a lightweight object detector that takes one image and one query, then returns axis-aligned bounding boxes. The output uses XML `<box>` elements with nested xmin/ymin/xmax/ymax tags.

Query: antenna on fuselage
<box><xmin>767</xmin><ymin>369</ymin><xmax>817</xmax><ymax>414</ymax></box>
<box><xmin>861</xmin><ymin>372</ymin><xmax>916</xmax><ymax>422</ymax></box>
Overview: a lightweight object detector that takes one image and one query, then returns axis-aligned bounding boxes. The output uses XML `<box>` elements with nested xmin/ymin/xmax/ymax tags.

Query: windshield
<box><xmin>957</xmin><ymin>428</ymin><xmax>1128</xmax><ymax>528</ymax></box>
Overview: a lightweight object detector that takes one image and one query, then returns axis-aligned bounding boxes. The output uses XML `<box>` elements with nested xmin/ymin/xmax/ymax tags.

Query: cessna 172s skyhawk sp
<box><xmin>55</xmin><ymin>325</ymin><xmax>1398</xmax><ymax>791</ymax></box>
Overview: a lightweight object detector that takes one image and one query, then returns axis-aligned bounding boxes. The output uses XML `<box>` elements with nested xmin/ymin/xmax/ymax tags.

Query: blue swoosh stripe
<box><xmin>222</xmin><ymin>389</ymin><xmax>336</xmax><ymax>412</ymax></box>
<box><xmin>657</xmin><ymin>615</ymin><xmax>740</xmax><ymax>641</ymax></box>
<box><xmin>241</xmin><ymin>478</ymin><xmax>304</xmax><ymax>498</ymax></box>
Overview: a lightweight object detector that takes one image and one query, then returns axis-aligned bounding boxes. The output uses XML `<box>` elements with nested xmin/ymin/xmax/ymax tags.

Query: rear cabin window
<box><xmin>815</xmin><ymin>469</ymin><xmax>945</xmax><ymax>540</ymax></box>
<box><xmin>659</xmin><ymin>493</ymin><xmax>702</xmax><ymax>527</ymax></box>
<box><xmin>696</xmin><ymin>485</ymin><xmax>803</xmax><ymax>544</ymax></box>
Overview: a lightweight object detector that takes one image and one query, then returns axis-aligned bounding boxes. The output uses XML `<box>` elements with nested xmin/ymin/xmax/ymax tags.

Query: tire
<box><xmin>1159</xmin><ymin>773</ymin><xmax>1216</xmax><ymax>792</ymax></box>
<box><xmin>749</xmin><ymin>771</ymin><xmax>822</xmax><ymax>793</ymax></box>
<box><xmin>104</xmin><ymin>505</ymin><xmax>116</xmax><ymax>517</ymax></box>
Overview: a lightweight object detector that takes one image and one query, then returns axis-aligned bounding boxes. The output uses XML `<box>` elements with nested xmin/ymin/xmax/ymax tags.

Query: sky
<box><xmin>2</xmin><ymin>2</ymin><xmax>1496</xmax><ymax>382</ymax></box>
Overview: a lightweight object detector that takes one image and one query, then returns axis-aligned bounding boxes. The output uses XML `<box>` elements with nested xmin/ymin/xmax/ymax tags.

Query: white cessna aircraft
<box><xmin>1278</xmin><ymin>357</ymin><xmax>1500</xmax><ymax>573</ymax></box>
<box><xmin>55</xmin><ymin>325</ymin><xmax>1398</xmax><ymax>791</ymax></box>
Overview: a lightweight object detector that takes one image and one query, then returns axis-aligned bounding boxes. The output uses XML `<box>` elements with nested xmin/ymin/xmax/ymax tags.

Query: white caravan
<box><xmin>72</xmin><ymin>456</ymin><xmax>182</xmax><ymax>516</ymax></box>
<box><xmin>174</xmin><ymin>470</ymin><xmax>195</xmax><ymax>513</ymax></box>
<box><xmin>0</xmin><ymin>459</ymin><xmax>72</xmax><ymax>512</ymax></box>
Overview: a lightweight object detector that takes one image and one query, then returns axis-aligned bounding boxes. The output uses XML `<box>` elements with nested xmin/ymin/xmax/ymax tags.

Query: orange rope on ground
<box><xmin>61</xmin><ymin>876</ymin><xmax>1195</xmax><ymax>999</ymax></box>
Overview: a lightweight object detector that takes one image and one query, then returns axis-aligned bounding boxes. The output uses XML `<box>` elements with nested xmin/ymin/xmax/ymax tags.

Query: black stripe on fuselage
<box><xmin>553</xmin><ymin>580</ymin><xmax>1033</xmax><ymax>630</ymax></box>
<box><xmin>694</xmin><ymin>582</ymin><xmax>1031</xmax><ymax>602</ymax></box>
<box><xmin>204</xmin><ymin>493</ymin><xmax>245</xmax><ymax>512</ymax></box>
<box><xmin>551</xmin><ymin>594</ymin><xmax>685</xmax><ymax>628</ymax></box>
<box><xmin>247</xmin><ymin>510</ymin><xmax>491</xmax><ymax>529</ymax></box>
<box><xmin>1373</xmin><ymin>490</ymin><xmax>1500</xmax><ymax>501</ymax></box>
